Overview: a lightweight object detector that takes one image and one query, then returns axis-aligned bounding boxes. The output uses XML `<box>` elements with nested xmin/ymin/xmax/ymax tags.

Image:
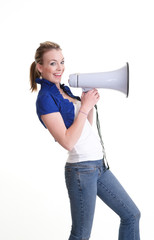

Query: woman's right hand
<box><xmin>80</xmin><ymin>89</ymin><xmax>100</xmax><ymax>113</ymax></box>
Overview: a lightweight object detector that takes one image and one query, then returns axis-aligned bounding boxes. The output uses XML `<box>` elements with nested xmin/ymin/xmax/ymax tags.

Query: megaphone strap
<box><xmin>94</xmin><ymin>104</ymin><xmax>109</xmax><ymax>169</ymax></box>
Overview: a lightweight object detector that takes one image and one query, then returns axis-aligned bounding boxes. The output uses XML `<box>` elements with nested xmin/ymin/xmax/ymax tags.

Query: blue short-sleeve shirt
<box><xmin>35</xmin><ymin>78</ymin><xmax>80</xmax><ymax>128</ymax></box>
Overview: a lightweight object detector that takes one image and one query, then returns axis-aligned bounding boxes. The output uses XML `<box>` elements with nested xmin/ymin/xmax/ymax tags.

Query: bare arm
<box><xmin>41</xmin><ymin>89</ymin><xmax>99</xmax><ymax>151</ymax></box>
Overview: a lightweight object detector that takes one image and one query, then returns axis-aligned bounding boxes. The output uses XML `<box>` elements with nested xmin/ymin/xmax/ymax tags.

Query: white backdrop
<box><xmin>0</xmin><ymin>0</ymin><xmax>154</xmax><ymax>239</ymax></box>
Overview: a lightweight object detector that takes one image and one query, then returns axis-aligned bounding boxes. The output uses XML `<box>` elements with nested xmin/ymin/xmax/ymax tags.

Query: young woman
<box><xmin>30</xmin><ymin>41</ymin><xmax>141</xmax><ymax>240</ymax></box>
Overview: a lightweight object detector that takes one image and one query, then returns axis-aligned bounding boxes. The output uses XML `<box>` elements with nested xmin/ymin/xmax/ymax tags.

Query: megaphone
<box><xmin>68</xmin><ymin>62</ymin><xmax>129</xmax><ymax>97</ymax></box>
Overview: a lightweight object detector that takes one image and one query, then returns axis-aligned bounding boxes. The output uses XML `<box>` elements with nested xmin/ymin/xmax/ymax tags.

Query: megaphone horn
<box><xmin>69</xmin><ymin>62</ymin><xmax>129</xmax><ymax>97</ymax></box>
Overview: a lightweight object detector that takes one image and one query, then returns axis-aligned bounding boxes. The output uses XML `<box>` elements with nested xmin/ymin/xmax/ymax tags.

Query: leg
<box><xmin>65</xmin><ymin>161</ymin><xmax>101</xmax><ymax>240</ymax></box>
<box><xmin>97</xmin><ymin>167</ymin><xmax>141</xmax><ymax>240</ymax></box>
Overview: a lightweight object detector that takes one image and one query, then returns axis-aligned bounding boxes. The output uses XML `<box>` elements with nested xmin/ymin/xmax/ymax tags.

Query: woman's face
<box><xmin>37</xmin><ymin>49</ymin><xmax>65</xmax><ymax>84</ymax></box>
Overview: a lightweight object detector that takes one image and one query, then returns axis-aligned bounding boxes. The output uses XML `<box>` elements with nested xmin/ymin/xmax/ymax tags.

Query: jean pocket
<box><xmin>77</xmin><ymin>166</ymin><xmax>96</xmax><ymax>174</ymax></box>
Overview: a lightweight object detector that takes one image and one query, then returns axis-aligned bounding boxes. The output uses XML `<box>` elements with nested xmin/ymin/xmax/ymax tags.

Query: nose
<box><xmin>57</xmin><ymin>63</ymin><xmax>62</xmax><ymax>71</ymax></box>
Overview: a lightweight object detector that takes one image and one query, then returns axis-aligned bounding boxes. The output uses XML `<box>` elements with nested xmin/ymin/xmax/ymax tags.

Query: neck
<box><xmin>55</xmin><ymin>83</ymin><xmax>61</xmax><ymax>90</ymax></box>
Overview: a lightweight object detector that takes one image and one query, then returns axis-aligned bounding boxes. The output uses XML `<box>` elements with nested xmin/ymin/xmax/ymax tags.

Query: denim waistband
<box><xmin>65</xmin><ymin>159</ymin><xmax>104</xmax><ymax>168</ymax></box>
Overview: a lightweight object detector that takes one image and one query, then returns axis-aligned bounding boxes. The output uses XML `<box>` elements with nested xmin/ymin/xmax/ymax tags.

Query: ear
<box><xmin>36</xmin><ymin>63</ymin><xmax>43</xmax><ymax>73</ymax></box>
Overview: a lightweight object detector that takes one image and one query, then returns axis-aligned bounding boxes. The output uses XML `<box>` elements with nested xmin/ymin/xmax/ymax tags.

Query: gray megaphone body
<box><xmin>68</xmin><ymin>63</ymin><xmax>129</xmax><ymax>97</ymax></box>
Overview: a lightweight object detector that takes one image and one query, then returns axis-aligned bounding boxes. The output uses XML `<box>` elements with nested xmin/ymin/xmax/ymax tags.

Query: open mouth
<box><xmin>54</xmin><ymin>73</ymin><xmax>62</xmax><ymax>77</ymax></box>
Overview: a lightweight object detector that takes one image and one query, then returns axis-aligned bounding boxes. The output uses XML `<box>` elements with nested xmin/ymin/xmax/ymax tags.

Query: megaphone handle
<box><xmin>94</xmin><ymin>104</ymin><xmax>109</xmax><ymax>169</ymax></box>
<box><xmin>82</xmin><ymin>87</ymin><xmax>93</xmax><ymax>92</ymax></box>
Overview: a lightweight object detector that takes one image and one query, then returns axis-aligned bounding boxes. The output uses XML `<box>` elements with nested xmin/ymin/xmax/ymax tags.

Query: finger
<box><xmin>88</xmin><ymin>88</ymin><xmax>96</xmax><ymax>93</ymax></box>
<box><xmin>94</xmin><ymin>91</ymin><xmax>99</xmax><ymax>96</ymax></box>
<box><xmin>93</xmin><ymin>89</ymin><xmax>99</xmax><ymax>94</ymax></box>
<box><xmin>96</xmin><ymin>92</ymin><xmax>100</xmax><ymax>99</ymax></box>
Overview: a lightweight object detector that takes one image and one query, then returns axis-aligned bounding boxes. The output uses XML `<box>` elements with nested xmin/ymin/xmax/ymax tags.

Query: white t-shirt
<box><xmin>67</xmin><ymin>101</ymin><xmax>103</xmax><ymax>163</ymax></box>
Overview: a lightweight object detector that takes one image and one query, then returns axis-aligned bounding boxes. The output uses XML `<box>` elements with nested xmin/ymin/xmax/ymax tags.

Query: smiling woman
<box><xmin>30</xmin><ymin>41</ymin><xmax>141</xmax><ymax>240</ymax></box>
<box><xmin>30</xmin><ymin>41</ymin><xmax>62</xmax><ymax>91</ymax></box>
<box><xmin>36</xmin><ymin>50</ymin><xmax>65</xmax><ymax>85</ymax></box>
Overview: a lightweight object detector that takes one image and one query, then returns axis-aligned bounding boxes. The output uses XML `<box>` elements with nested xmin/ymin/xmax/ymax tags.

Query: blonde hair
<box><xmin>30</xmin><ymin>41</ymin><xmax>61</xmax><ymax>92</ymax></box>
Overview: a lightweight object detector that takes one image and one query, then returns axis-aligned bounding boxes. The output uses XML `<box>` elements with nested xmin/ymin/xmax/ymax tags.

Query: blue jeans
<box><xmin>65</xmin><ymin>160</ymin><xmax>140</xmax><ymax>240</ymax></box>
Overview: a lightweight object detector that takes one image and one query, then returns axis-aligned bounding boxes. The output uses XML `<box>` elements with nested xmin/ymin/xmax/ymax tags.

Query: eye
<box><xmin>50</xmin><ymin>62</ymin><xmax>56</xmax><ymax>66</ymax></box>
<box><xmin>61</xmin><ymin>60</ymin><xmax>65</xmax><ymax>64</ymax></box>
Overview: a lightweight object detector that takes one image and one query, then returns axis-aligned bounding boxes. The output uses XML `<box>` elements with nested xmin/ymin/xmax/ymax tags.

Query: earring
<box><xmin>39</xmin><ymin>74</ymin><xmax>42</xmax><ymax>79</ymax></box>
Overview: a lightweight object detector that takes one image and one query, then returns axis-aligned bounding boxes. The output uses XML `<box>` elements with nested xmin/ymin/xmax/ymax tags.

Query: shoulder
<box><xmin>37</xmin><ymin>92</ymin><xmax>54</xmax><ymax>104</ymax></box>
<box><xmin>36</xmin><ymin>92</ymin><xmax>59</xmax><ymax>115</ymax></box>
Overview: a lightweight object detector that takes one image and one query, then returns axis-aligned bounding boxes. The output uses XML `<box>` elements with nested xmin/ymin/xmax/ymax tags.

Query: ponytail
<box><xmin>29</xmin><ymin>61</ymin><xmax>40</xmax><ymax>92</ymax></box>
